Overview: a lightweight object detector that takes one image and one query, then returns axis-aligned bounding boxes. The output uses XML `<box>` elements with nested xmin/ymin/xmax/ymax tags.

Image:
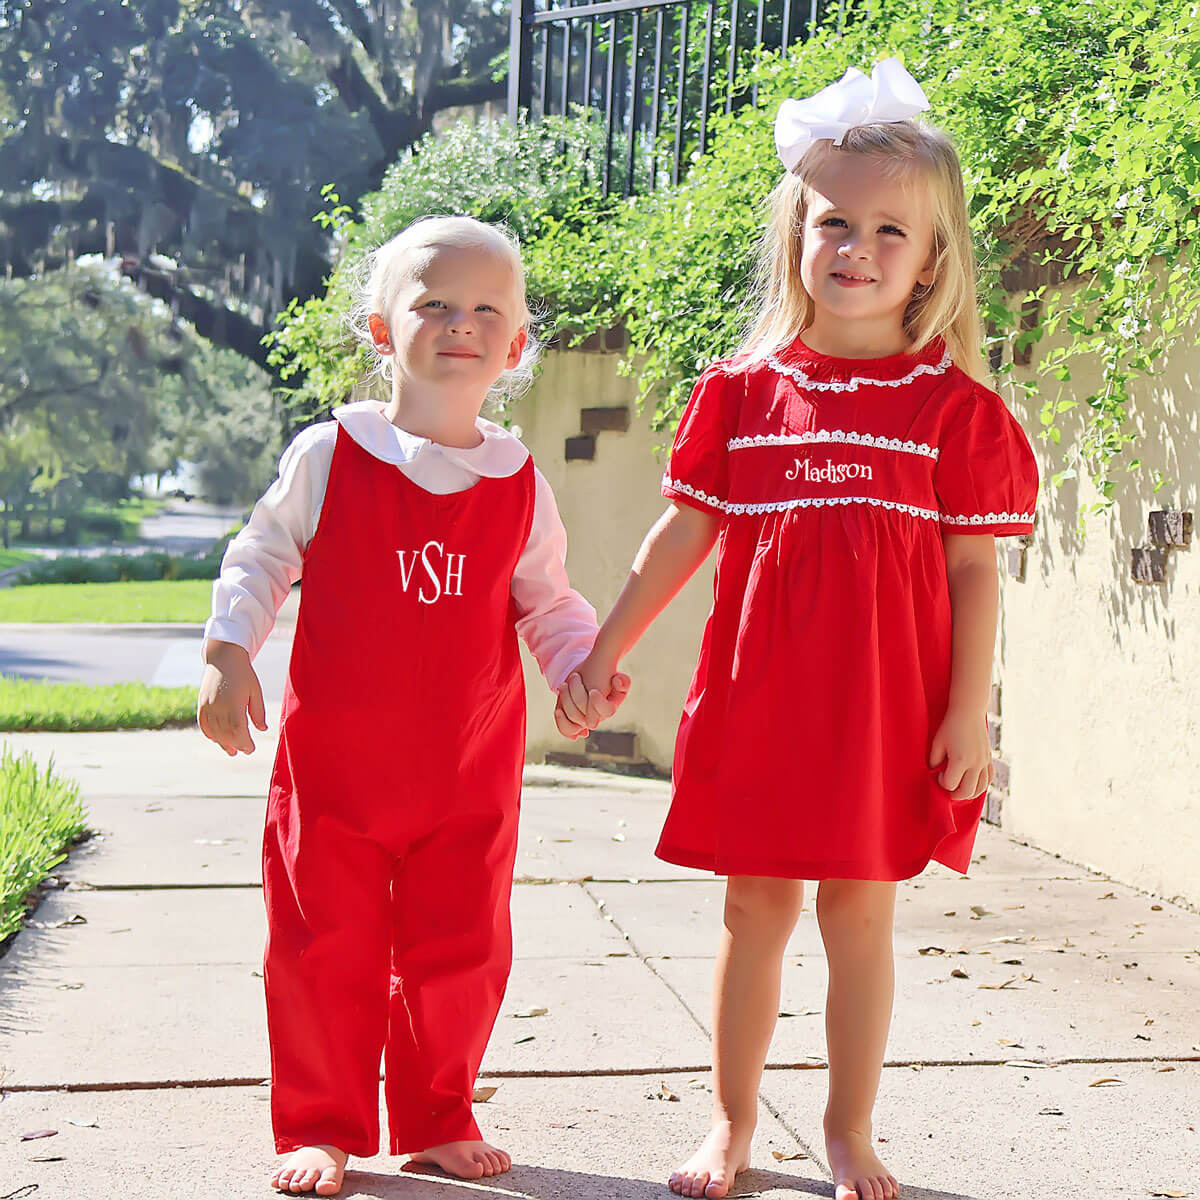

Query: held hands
<box><xmin>197</xmin><ymin>640</ymin><xmax>268</xmax><ymax>756</ymax></box>
<box><xmin>928</xmin><ymin>707</ymin><xmax>994</xmax><ymax>801</ymax></box>
<box><xmin>554</xmin><ymin>654</ymin><xmax>632</xmax><ymax>740</ymax></box>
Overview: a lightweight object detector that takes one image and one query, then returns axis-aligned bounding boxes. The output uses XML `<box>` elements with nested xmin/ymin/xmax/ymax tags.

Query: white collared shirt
<box><xmin>205</xmin><ymin>401</ymin><xmax>597</xmax><ymax>690</ymax></box>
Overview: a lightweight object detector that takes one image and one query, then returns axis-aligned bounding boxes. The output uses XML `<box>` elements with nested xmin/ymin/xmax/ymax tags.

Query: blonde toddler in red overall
<box><xmin>198</xmin><ymin>217</ymin><xmax>627</xmax><ymax>1195</ymax></box>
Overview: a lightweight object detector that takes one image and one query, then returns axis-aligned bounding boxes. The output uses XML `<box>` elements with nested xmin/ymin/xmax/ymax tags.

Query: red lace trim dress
<box><xmin>657</xmin><ymin>337</ymin><xmax>1039</xmax><ymax>881</ymax></box>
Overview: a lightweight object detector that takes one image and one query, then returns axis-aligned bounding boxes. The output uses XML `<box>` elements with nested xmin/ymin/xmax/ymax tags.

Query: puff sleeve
<box><xmin>933</xmin><ymin>384</ymin><xmax>1039</xmax><ymax>537</ymax></box>
<box><xmin>661</xmin><ymin>364</ymin><xmax>735</xmax><ymax>516</ymax></box>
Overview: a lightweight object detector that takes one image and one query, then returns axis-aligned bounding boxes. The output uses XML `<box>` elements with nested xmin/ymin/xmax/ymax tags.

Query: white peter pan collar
<box><xmin>332</xmin><ymin>400</ymin><xmax>530</xmax><ymax>478</ymax></box>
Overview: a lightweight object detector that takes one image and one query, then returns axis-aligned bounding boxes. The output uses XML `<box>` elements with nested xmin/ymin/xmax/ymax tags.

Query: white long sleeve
<box><xmin>205</xmin><ymin>402</ymin><xmax>597</xmax><ymax>689</ymax></box>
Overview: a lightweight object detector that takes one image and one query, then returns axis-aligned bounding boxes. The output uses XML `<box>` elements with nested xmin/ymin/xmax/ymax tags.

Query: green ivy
<box><xmin>273</xmin><ymin>0</ymin><xmax>1200</xmax><ymax>504</ymax></box>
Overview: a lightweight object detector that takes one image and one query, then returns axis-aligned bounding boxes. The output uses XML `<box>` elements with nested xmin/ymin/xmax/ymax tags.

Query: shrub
<box><xmin>273</xmin><ymin>0</ymin><xmax>1200</xmax><ymax>501</ymax></box>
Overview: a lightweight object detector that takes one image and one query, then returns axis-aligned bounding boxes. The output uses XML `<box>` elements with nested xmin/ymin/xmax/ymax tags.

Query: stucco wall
<box><xmin>510</xmin><ymin>348</ymin><xmax>713</xmax><ymax>770</ymax></box>
<box><xmin>514</xmin><ymin>333</ymin><xmax>1199</xmax><ymax>907</ymax></box>
<box><xmin>998</xmin><ymin>319</ymin><xmax>1199</xmax><ymax>908</ymax></box>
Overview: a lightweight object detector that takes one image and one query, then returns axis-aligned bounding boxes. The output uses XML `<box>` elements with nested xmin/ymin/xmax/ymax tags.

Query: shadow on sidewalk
<box><xmin>333</xmin><ymin>1163</ymin><xmax>985</xmax><ymax>1199</ymax></box>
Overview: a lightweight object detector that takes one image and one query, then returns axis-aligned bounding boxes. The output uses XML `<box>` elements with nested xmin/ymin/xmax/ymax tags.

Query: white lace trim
<box><xmin>664</xmin><ymin>476</ymin><xmax>940</xmax><ymax>521</ymax></box>
<box><xmin>664</xmin><ymin>476</ymin><xmax>1033</xmax><ymax>526</ymax></box>
<box><xmin>940</xmin><ymin>511</ymin><xmax>1035</xmax><ymax>527</ymax></box>
<box><xmin>726</xmin><ymin>430</ymin><xmax>939</xmax><ymax>459</ymax></box>
<box><xmin>662</xmin><ymin>476</ymin><xmax>725</xmax><ymax>510</ymax></box>
<box><xmin>726</xmin><ymin>496</ymin><xmax>942</xmax><ymax>519</ymax></box>
<box><xmin>765</xmin><ymin>349</ymin><xmax>952</xmax><ymax>393</ymax></box>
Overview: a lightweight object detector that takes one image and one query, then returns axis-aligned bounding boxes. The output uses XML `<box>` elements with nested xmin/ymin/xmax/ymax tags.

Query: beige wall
<box><xmin>515</xmin><ymin>333</ymin><xmax>1199</xmax><ymax>907</ymax></box>
<box><xmin>510</xmin><ymin>348</ymin><xmax>713</xmax><ymax>769</ymax></box>
<box><xmin>999</xmin><ymin>314</ymin><xmax>1199</xmax><ymax>908</ymax></box>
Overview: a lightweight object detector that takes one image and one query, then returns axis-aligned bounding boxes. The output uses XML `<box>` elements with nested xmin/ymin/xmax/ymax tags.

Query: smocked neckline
<box><xmin>773</xmin><ymin>334</ymin><xmax>949</xmax><ymax>381</ymax></box>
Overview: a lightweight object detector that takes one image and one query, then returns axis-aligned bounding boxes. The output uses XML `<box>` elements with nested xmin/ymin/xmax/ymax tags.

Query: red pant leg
<box><xmin>263</xmin><ymin>779</ymin><xmax>394</xmax><ymax>1157</ymax></box>
<box><xmin>383</xmin><ymin>802</ymin><xmax>519</xmax><ymax>1154</ymax></box>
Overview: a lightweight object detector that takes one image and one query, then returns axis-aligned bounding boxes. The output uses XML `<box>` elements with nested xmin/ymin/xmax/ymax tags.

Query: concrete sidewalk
<box><xmin>1</xmin><ymin>729</ymin><xmax>1197</xmax><ymax>1200</ymax></box>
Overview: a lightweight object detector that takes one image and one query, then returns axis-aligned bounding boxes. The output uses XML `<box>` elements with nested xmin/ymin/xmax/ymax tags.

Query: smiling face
<box><xmin>798</xmin><ymin>152</ymin><xmax>937</xmax><ymax>353</ymax></box>
<box><xmin>369</xmin><ymin>240</ymin><xmax>528</xmax><ymax>397</ymax></box>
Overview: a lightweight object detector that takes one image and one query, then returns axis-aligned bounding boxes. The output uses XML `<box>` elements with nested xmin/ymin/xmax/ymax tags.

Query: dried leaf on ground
<box><xmin>950</xmin><ymin>968</ymin><xmax>969</xmax><ymax>979</ymax></box>
<box><xmin>969</xmin><ymin>906</ymin><xmax>990</xmax><ymax>919</ymax></box>
<box><xmin>771</xmin><ymin>1150</ymin><xmax>808</xmax><ymax>1161</ymax></box>
<box><xmin>647</xmin><ymin>1082</ymin><xmax>679</xmax><ymax>1102</ymax></box>
<box><xmin>511</xmin><ymin>1007</ymin><xmax>548</xmax><ymax>1019</ymax></box>
<box><xmin>473</xmin><ymin>1086</ymin><xmax>499</xmax><ymax>1103</ymax></box>
<box><xmin>65</xmin><ymin>1118</ymin><xmax>99</xmax><ymax>1128</ymax></box>
<box><xmin>20</xmin><ymin>1131</ymin><xmax>56</xmax><ymax>1141</ymax></box>
<box><xmin>1038</xmin><ymin>1107</ymin><xmax>1064</xmax><ymax>1116</ymax></box>
<box><xmin>918</xmin><ymin>946</ymin><xmax>946</xmax><ymax>956</ymax></box>
<box><xmin>1149</xmin><ymin>1191</ymin><xmax>1190</xmax><ymax>1197</ymax></box>
<box><xmin>1088</xmin><ymin>1077</ymin><xmax>1124</xmax><ymax>1087</ymax></box>
<box><xmin>513</xmin><ymin>1035</ymin><xmax>535</xmax><ymax>1045</ymax></box>
<box><xmin>1004</xmin><ymin>1060</ymin><xmax>1048</xmax><ymax>1069</ymax></box>
<box><xmin>979</xmin><ymin>977</ymin><xmax>1018</xmax><ymax>990</ymax></box>
<box><xmin>52</xmin><ymin>915</ymin><xmax>86</xmax><ymax>928</ymax></box>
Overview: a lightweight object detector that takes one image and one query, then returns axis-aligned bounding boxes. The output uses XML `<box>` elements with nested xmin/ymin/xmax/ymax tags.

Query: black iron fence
<box><xmin>508</xmin><ymin>0</ymin><xmax>847</xmax><ymax>196</ymax></box>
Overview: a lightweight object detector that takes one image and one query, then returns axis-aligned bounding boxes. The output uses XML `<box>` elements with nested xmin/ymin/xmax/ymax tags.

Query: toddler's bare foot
<box><xmin>270</xmin><ymin>1145</ymin><xmax>347</xmax><ymax>1195</ymax></box>
<box><xmin>825</xmin><ymin>1126</ymin><xmax>899</xmax><ymax>1200</ymax></box>
<box><xmin>669</xmin><ymin>1119</ymin><xmax>752</xmax><ymax>1198</ymax></box>
<box><xmin>409</xmin><ymin>1139</ymin><xmax>511</xmax><ymax>1179</ymax></box>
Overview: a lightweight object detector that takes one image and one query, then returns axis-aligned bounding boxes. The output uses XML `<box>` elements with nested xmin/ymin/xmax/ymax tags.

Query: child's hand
<box><xmin>554</xmin><ymin>660</ymin><xmax>632</xmax><ymax>739</ymax></box>
<box><xmin>197</xmin><ymin>640</ymin><xmax>268</xmax><ymax>756</ymax></box>
<box><xmin>928</xmin><ymin>707</ymin><xmax>993</xmax><ymax>800</ymax></box>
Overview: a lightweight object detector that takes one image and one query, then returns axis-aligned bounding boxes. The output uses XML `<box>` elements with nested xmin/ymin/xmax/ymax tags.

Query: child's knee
<box><xmin>815</xmin><ymin>878</ymin><xmax>896</xmax><ymax>936</ymax></box>
<box><xmin>723</xmin><ymin>874</ymin><xmax>805</xmax><ymax>936</ymax></box>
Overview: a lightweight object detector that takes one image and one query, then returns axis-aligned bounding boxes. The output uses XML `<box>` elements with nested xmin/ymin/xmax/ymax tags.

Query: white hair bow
<box><xmin>774</xmin><ymin>57</ymin><xmax>930</xmax><ymax>172</ymax></box>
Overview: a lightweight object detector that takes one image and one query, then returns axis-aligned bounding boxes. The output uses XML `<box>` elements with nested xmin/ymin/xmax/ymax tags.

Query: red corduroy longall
<box><xmin>262</xmin><ymin>427</ymin><xmax>535</xmax><ymax>1157</ymax></box>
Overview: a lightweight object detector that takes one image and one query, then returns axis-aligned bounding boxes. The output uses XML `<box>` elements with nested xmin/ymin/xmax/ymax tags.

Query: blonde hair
<box><xmin>739</xmin><ymin>121</ymin><xmax>988</xmax><ymax>383</ymax></box>
<box><xmin>347</xmin><ymin>215</ymin><xmax>543</xmax><ymax>401</ymax></box>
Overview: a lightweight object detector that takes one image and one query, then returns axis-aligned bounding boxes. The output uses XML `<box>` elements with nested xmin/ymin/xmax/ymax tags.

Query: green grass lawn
<box><xmin>0</xmin><ymin>578</ymin><xmax>212</xmax><ymax>623</ymax></box>
<box><xmin>0</xmin><ymin>676</ymin><xmax>197</xmax><ymax>733</ymax></box>
<box><xmin>0</xmin><ymin>549</ymin><xmax>38</xmax><ymax>571</ymax></box>
<box><xmin>0</xmin><ymin>746</ymin><xmax>88</xmax><ymax>942</ymax></box>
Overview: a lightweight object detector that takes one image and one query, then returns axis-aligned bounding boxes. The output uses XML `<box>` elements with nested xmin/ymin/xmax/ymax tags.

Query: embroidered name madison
<box><xmin>785</xmin><ymin>457</ymin><xmax>874</xmax><ymax>483</ymax></box>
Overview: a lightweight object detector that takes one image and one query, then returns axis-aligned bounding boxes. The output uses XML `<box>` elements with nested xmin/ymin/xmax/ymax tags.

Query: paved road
<box><xmin>7</xmin><ymin>500</ymin><xmax>245</xmax><ymax>564</ymax></box>
<box><xmin>136</xmin><ymin>500</ymin><xmax>246</xmax><ymax>556</ymax></box>
<box><xmin>0</xmin><ymin>622</ymin><xmax>292</xmax><ymax>700</ymax></box>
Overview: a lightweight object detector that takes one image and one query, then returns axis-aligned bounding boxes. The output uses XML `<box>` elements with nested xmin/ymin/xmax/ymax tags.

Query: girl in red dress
<box><xmin>198</xmin><ymin>216</ymin><xmax>623</xmax><ymax>1196</ymax></box>
<box><xmin>559</xmin><ymin>60</ymin><xmax>1038</xmax><ymax>1200</ymax></box>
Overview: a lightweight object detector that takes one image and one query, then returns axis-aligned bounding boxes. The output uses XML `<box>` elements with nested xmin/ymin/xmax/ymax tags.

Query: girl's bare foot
<box><xmin>270</xmin><ymin>1145</ymin><xmax>348</xmax><ymax>1195</ymax></box>
<box><xmin>409</xmin><ymin>1139</ymin><xmax>511</xmax><ymax>1179</ymax></box>
<box><xmin>669</xmin><ymin>1119</ymin><xmax>752</xmax><ymax>1198</ymax></box>
<box><xmin>825</xmin><ymin>1127</ymin><xmax>899</xmax><ymax>1200</ymax></box>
